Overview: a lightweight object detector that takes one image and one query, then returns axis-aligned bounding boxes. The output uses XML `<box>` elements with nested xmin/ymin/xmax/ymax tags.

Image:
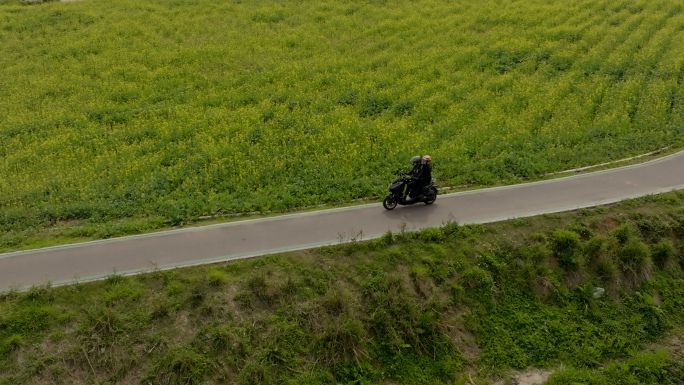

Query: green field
<box><xmin>1</xmin><ymin>0</ymin><xmax>684</xmax><ymax>243</ymax></box>
<box><xmin>3</xmin><ymin>193</ymin><xmax>684</xmax><ymax>384</ymax></box>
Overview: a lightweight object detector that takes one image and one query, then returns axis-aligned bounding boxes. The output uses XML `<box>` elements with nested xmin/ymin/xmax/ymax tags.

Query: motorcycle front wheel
<box><xmin>383</xmin><ymin>194</ymin><xmax>398</xmax><ymax>210</ymax></box>
<box><xmin>424</xmin><ymin>187</ymin><xmax>437</xmax><ymax>205</ymax></box>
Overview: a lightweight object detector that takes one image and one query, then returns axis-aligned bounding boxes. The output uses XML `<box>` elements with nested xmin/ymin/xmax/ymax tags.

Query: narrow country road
<box><xmin>3</xmin><ymin>150</ymin><xmax>684</xmax><ymax>291</ymax></box>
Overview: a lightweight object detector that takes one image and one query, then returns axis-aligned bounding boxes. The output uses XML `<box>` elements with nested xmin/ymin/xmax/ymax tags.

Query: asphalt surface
<box><xmin>3</xmin><ymin>150</ymin><xmax>684</xmax><ymax>291</ymax></box>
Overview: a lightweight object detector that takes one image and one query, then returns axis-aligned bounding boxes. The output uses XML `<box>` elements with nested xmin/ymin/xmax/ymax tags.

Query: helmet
<box><xmin>422</xmin><ymin>155</ymin><xmax>432</xmax><ymax>164</ymax></box>
<box><xmin>410</xmin><ymin>155</ymin><xmax>421</xmax><ymax>164</ymax></box>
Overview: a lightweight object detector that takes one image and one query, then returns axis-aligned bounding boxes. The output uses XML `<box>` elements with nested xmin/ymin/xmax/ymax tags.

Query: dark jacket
<box><xmin>410</xmin><ymin>164</ymin><xmax>431</xmax><ymax>183</ymax></box>
<box><xmin>417</xmin><ymin>163</ymin><xmax>432</xmax><ymax>183</ymax></box>
<box><xmin>409</xmin><ymin>164</ymin><xmax>422</xmax><ymax>178</ymax></box>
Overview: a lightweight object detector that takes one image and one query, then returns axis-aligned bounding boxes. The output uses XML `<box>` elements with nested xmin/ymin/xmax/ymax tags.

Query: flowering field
<box><xmin>1</xmin><ymin>0</ymin><xmax>683</xmax><ymax>238</ymax></box>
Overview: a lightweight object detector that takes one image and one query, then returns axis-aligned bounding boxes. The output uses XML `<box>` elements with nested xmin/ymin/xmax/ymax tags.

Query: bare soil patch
<box><xmin>493</xmin><ymin>368</ymin><xmax>553</xmax><ymax>385</ymax></box>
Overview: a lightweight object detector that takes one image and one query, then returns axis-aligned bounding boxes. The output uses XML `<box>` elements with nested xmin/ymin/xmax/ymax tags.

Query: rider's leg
<box><xmin>405</xmin><ymin>181</ymin><xmax>419</xmax><ymax>201</ymax></box>
<box><xmin>413</xmin><ymin>181</ymin><xmax>427</xmax><ymax>199</ymax></box>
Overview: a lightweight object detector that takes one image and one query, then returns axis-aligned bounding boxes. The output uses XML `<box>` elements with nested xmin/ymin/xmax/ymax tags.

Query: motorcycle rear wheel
<box><xmin>383</xmin><ymin>194</ymin><xmax>398</xmax><ymax>210</ymax></box>
<box><xmin>424</xmin><ymin>187</ymin><xmax>437</xmax><ymax>205</ymax></box>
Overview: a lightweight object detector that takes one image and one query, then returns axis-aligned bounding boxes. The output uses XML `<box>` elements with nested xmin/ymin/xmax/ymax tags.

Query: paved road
<box><xmin>3</xmin><ymin>150</ymin><xmax>684</xmax><ymax>291</ymax></box>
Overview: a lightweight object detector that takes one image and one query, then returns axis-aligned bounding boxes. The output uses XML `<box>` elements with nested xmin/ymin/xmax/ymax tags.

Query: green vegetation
<box><xmin>2</xmin><ymin>0</ymin><xmax>684</xmax><ymax>248</ymax></box>
<box><xmin>546</xmin><ymin>349</ymin><xmax>684</xmax><ymax>384</ymax></box>
<box><xmin>4</xmin><ymin>192</ymin><xmax>684</xmax><ymax>384</ymax></box>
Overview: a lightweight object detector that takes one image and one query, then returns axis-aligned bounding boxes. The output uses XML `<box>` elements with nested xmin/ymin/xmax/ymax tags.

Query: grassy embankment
<box><xmin>2</xmin><ymin>0</ymin><xmax>684</xmax><ymax>250</ymax></box>
<box><xmin>3</xmin><ymin>192</ymin><xmax>684</xmax><ymax>384</ymax></box>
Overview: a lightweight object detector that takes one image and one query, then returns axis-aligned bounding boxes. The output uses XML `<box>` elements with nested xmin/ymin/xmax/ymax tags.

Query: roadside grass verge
<box><xmin>4</xmin><ymin>191</ymin><xmax>684</xmax><ymax>383</ymax></box>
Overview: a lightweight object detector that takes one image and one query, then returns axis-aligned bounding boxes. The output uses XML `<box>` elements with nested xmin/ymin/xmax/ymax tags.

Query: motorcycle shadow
<box><xmin>380</xmin><ymin>201</ymin><xmax>443</xmax><ymax>225</ymax></box>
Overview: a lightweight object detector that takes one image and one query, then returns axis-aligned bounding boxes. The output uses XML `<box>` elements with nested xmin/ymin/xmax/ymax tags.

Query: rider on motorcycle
<box><xmin>405</xmin><ymin>155</ymin><xmax>432</xmax><ymax>201</ymax></box>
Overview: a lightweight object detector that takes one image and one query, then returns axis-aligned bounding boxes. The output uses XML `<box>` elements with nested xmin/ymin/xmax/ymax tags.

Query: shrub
<box><xmin>207</xmin><ymin>267</ymin><xmax>229</xmax><ymax>287</ymax></box>
<box><xmin>102</xmin><ymin>282</ymin><xmax>144</xmax><ymax>306</ymax></box>
<box><xmin>203</xmin><ymin>324</ymin><xmax>232</xmax><ymax>351</ymax></box>
<box><xmin>166</xmin><ymin>281</ymin><xmax>183</xmax><ymax>297</ymax></box>
<box><xmin>550</xmin><ymin>230</ymin><xmax>581</xmax><ymax>268</ymax></box>
<box><xmin>79</xmin><ymin>305</ymin><xmax>122</xmax><ymax>339</ymax></box>
<box><xmin>583</xmin><ymin>235</ymin><xmax>604</xmax><ymax>262</ymax></box>
<box><xmin>460</xmin><ymin>267</ymin><xmax>493</xmax><ymax>290</ymax></box>
<box><xmin>150</xmin><ymin>294</ymin><xmax>171</xmax><ymax>319</ymax></box>
<box><xmin>23</xmin><ymin>283</ymin><xmax>55</xmax><ymax>303</ymax></box>
<box><xmin>595</xmin><ymin>256</ymin><xmax>618</xmax><ymax>281</ymax></box>
<box><xmin>321</xmin><ymin>289</ymin><xmax>350</xmax><ymax>315</ymax></box>
<box><xmin>548</xmin><ymin>54</ymin><xmax>573</xmax><ymax>71</ymax></box>
<box><xmin>144</xmin><ymin>345</ymin><xmax>212</xmax><ymax>385</ymax></box>
<box><xmin>636</xmin><ymin>216</ymin><xmax>669</xmax><ymax>240</ymax></box>
<box><xmin>419</xmin><ymin>227</ymin><xmax>445</xmax><ymax>243</ymax></box>
<box><xmin>651</xmin><ymin>239</ymin><xmax>674</xmax><ymax>269</ymax></box>
<box><xmin>246</xmin><ymin>275</ymin><xmax>277</xmax><ymax>303</ymax></box>
<box><xmin>0</xmin><ymin>234</ymin><xmax>23</xmax><ymax>249</ymax></box>
<box><xmin>441</xmin><ymin>219</ymin><xmax>460</xmax><ymax>238</ymax></box>
<box><xmin>251</xmin><ymin>10</ymin><xmax>285</xmax><ymax>23</ymax></box>
<box><xmin>610</xmin><ymin>222</ymin><xmax>632</xmax><ymax>245</ymax></box>
<box><xmin>318</xmin><ymin>316</ymin><xmax>367</xmax><ymax>365</ymax></box>
<box><xmin>618</xmin><ymin>240</ymin><xmax>650</xmax><ymax>265</ymax></box>
<box><xmin>0</xmin><ymin>334</ymin><xmax>23</xmax><ymax>357</ymax></box>
<box><xmin>380</xmin><ymin>246</ymin><xmax>405</xmax><ymax>262</ymax></box>
<box><xmin>516</xmin><ymin>243</ymin><xmax>552</xmax><ymax>267</ymax></box>
<box><xmin>567</xmin><ymin>222</ymin><xmax>593</xmax><ymax>239</ymax></box>
<box><xmin>336</xmin><ymin>89</ymin><xmax>358</xmax><ymax>105</ymax></box>
<box><xmin>546</xmin><ymin>350</ymin><xmax>679</xmax><ymax>385</ymax></box>
<box><xmin>392</xmin><ymin>100</ymin><xmax>415</xmax><ymax>117</ymax></box>
<box><xmin>104</xmin><ymin>272</ymin><xmax>125</xmax><ymax>286</ymax></box>
<box><xmin>456</xmin><ymin>224</ymin><xmax>486</xmax><ymax>240</ymax></box>
<box><xmin>238</xmin><ymin>361</ymin><xmax>270</xmax><ymax>385</ymax></box>
<box><xmin>4</xmin><ymin>305</ymin><xmax>55</xmax><ymax>333</ymax></box>
<box><xmin>377</xmin><ymin>230</ymin><xmax>394</xmax><ymax>246</ymax></box>
<box><xmin>359</xmin><ymin>95</ymin><xmax>392</xmax><ymax>117</ymax></box>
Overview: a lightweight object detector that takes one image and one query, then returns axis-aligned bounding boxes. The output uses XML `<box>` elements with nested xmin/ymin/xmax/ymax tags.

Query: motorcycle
<box><xmin>382</xmin><ymin>172</ymin><xmax>437</xmax><ymax>210</ymax></box>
